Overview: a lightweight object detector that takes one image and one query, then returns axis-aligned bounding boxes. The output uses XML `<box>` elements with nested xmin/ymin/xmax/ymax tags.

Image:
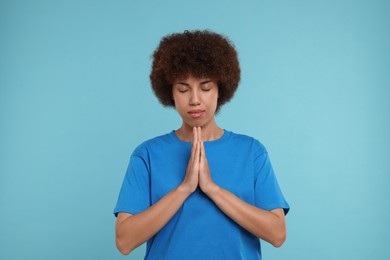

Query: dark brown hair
<box><xmin>150</xmin><ymin>30</ymin><xmax>241</xmax><ymax>112</ymax></box>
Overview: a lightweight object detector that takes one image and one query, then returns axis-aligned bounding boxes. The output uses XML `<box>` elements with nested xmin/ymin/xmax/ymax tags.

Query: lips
<box><xmin>188</xmin><ymin>110</ymin><xmax>204</xmax><ymax>118</ymax></box>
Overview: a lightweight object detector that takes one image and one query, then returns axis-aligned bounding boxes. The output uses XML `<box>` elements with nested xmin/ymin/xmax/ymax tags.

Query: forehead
<box><xmin>174</xmin><ymin>77</ymin><xmax>215</xmax><ymax>85</ymax></box>
<box><xmin>173</xmin><ymin>73</ymin><xmax>215</xmax><ymax>83</ymax></box>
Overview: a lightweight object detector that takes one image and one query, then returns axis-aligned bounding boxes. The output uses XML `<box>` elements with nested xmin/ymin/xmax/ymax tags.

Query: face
<box><xmin>172</xmin><ymin>75</ymin><xmax>219</xmax><ymax>129</ymax></box>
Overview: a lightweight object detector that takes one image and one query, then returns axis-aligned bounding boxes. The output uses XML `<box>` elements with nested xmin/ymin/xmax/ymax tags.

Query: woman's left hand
<box><xmin>195</xmin><ymin>128</ymin><xmax>286</xmax><ymax>247</ymax></box>
<box><xmin>198</xmin><ymin>128</ymin><xmax>217</xmax><ymax>194</ymax></box>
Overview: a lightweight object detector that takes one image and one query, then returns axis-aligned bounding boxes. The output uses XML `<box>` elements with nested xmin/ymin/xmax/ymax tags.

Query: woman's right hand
<box><xmin>180</xmin><ymin>127</ymin><xmax>201</xmax><ymax>194</ymax></box>
<box><xmin>116</xmin><ymin>128</ymin><xmax>201</xmax><ymax>254</ymax></box>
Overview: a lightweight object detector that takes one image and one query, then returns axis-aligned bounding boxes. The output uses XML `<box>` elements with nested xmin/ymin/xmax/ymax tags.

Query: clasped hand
<box><xmin>181</xmin><ymin>127</ymin><xmax>216</xmax><ymax>194</ymax></box>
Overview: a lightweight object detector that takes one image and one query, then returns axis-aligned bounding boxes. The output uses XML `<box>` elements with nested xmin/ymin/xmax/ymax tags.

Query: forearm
<box><xmin>205</xmin><ymin>185</ymin><xmax>286</xmax><ymax>247</ymax></box>
<box><xmin>116</xmin><ymin>185</ymin><xmax>191</xmax><ymax>254</ymax></box>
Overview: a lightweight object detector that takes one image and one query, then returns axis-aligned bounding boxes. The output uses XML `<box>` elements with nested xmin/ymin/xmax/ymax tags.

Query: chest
<box><xmin>148</xmin><ymin>144</ymin><xmax>256</xmax><ymax>204</ymax></box>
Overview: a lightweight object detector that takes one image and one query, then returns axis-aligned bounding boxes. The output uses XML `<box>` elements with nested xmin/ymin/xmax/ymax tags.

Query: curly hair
<box><xmin>150</xmin><ymin>30</ymin><xmax>241</xmax><ymax>112</ymax></box>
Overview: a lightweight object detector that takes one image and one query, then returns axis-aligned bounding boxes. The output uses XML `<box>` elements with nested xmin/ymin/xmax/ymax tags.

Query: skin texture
<box><xmin>172</xmin><ymin>76</ymin><xmax>223</xmax><ymax>141</ymax></box>
<box><xmin>150</xmin><ymin>30</ymin><xmax>241</xmax><ymax>112</ymax></box>
<box><xmin>115</xmin><ymin>76</ymin><xmax>287</xmax><ymax>255</ymax></box>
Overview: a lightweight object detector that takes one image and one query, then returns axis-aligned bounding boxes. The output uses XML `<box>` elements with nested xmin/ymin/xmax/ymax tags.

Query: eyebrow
<box><xmin>175</xmin><ymin>79</ymin><xmax>212</xmax><ymax>86</ymax></box>
<box><xmin>200</xmin><ymin>80</ymin><xmax>212</xmax><ymax>85</ymax></box>
<box><xmin>176</xmin><ymin>82</ymin><xmax>189</xmax><ymax>86</ymax></box>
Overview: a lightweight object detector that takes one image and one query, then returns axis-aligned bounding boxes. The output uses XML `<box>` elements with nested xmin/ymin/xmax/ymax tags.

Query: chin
<box><xmin>184</xmin><ymin>120</ymin><xmax>204</xmax><ymax>128</ymax></box>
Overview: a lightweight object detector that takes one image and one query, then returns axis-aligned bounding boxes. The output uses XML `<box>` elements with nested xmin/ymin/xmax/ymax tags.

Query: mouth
<box><xmin>188</xmin><ymin>110</ymin><xmax>205</xmax><ymax>118</ymax></box>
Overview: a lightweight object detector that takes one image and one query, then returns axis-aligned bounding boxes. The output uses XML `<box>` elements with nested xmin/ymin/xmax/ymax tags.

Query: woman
<box><xmin>114</xmin><ymin>30</ymin><xmax>289</xmax><ymax>259</ymax></box>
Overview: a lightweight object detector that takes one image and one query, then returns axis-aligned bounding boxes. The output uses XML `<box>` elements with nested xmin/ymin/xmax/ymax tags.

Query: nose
<box><xmin>189</xmin><ymin>89</ymin><xmax>201</xmax><ymax>106</ymax></box>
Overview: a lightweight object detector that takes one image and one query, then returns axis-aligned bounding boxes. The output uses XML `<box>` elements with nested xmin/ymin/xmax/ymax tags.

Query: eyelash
<box><xmin>178</xmin><ymin>89</ymin><xmax>210</xmax><ymax>93</ymax></box>
<box><xmin>178</xmin><ymin>88</ymin><xmax>211</xmax><ymax>93</ymax></box>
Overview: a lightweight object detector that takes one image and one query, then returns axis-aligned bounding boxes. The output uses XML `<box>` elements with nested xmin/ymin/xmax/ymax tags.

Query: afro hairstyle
<box><xmin>150</xmin><ymin>30</ymin><xmax>241</xmax><ymax>112</ymax></box>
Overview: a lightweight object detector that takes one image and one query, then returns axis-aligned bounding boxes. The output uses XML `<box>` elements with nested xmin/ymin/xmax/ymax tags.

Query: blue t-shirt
<box><xmin>114</xmin><ymin>130</ymin><xmax>289</xmax><ymax>260</ymax></box>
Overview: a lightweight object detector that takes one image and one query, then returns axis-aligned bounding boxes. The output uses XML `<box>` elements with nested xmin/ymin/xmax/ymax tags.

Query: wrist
<box><xmin>177</xmin><ymin>183</ymin><xmax>196</xmax><ymax>197</ymax></box>
<box><xmin>203</xmin><ymin>183</ymin><xmax>220</xmax><ymax>197</ymax></box>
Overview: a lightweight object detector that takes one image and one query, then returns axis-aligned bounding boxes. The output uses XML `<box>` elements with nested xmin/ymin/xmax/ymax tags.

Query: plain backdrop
<box><xmin>1</xmin><ymin>0</ymin><xmax>389</xmax><ymax>259</ymax></box>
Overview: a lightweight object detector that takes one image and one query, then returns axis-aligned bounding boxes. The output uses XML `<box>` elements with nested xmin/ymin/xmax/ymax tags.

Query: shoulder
<box><xmin>132</xmin><ymin>132</ymin><xmax>173</xmax><ymax>158</ymax></box>
<box><xmin>227</xmin><ymin>130</ymin><xmax>267</xmax><ymax>156</ymax></box>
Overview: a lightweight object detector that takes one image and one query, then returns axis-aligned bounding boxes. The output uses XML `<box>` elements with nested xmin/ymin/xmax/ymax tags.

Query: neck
<box><xmin>175</xmin><ymin>120</ymin><xmax>223</xmax><ymax>142</ymax></box>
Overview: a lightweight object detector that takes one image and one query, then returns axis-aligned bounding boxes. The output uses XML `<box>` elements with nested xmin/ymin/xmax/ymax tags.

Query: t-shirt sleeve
<box><xmin>253</xmin><ymin>143</ymin><xmax>290</xmax><ymax>215</ymax></box>
<box><xmin>113</xmin><ymin>154</ymin><xmax>151</xmax><ymax>217</ymax></box>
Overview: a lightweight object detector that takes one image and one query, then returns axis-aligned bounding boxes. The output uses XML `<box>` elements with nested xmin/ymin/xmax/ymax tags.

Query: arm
<box><xmin>115</xmin><ymin>128</ymin><xmax>201</xmax><ymax>255</ymax></box>
<box><xmin>204</xmin><ymin>185</ymin><xmax>286</xmax><ymax>247</ymax></box>
<box><xmin>197</xmin><ymin>129</ymin><xmax>286</xmax><ymax>247</ymax></box>
<box><xmin>115</xmin><ymin>185</ymin><xmax>192</xmax><ymax>255</ymax></box>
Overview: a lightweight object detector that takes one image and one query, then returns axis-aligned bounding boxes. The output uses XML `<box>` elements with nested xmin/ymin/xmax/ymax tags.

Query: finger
<box><xmin>196</xmin><ymin>138</ymin><xmax>201</xmax><ymax>164</ymax></box>
<box><xmin>194</xmin><ymin>126</ymin><xmax>198</xmax><ymax>144</ymax></box>
<box><xmin>190</xmin><ymin>139</ymin><xmax>199</xmax><ymax>170</ymax></box>
<box><xmin>199</xmin><ymin>141</ymin><xmax>203</xmax><ymax>167</ymax></box>
<box><xmin>192</xmin><ymin>128</ymin><xmax>200</xmax><ymax>165</ymax></box>
<box><xmin>189</xmin><ymin>127</ymin><xmax>197</xmax><ymax>163</ymax></box>
<box><xmin>196</xmin><ymin>127</ymin><xmax>201</xmax><ymax>154</ymax></box>
<box><xmin>193</xmin><ymin>126</ymin><xmax>197</xmax><ymax>142</ymax></box>
<box><xmin>196</xmin><ymin>127</ymin><xmax>201</xmax><ymax>161</ymax></box>
<box><xmin>200</xmin><ymin>140</ymin><xmax>207</xmax><ymax>165</ymax></box>
<box><xmin>198</xmin><ymin>127</ymin><xmax>204</xmax><ymax>157</ymax></box>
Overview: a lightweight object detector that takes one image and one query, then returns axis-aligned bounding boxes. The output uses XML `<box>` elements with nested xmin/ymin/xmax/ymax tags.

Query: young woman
<box><xmin>114</xmin><ymin>30</ymin><xmax>289</xmax><ymax>259</ymax></box>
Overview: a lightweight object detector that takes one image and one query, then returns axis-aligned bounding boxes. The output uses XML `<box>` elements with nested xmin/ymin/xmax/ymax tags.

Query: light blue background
<box><xmin>1</xmin><ymin>0</ymin><xmax>389</xmax><ymax>259</ymax></box>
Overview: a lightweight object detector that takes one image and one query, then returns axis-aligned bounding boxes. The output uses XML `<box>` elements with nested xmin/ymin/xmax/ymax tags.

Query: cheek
<box><xmin>209</xmin><ymin>93</ymin><xmax>219</xmax><ymax>107</ymax></box>
<box><xmin>172</xmin><ymin>95</ymin><xmax>186</xmax><ymax>112</ymax></box>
